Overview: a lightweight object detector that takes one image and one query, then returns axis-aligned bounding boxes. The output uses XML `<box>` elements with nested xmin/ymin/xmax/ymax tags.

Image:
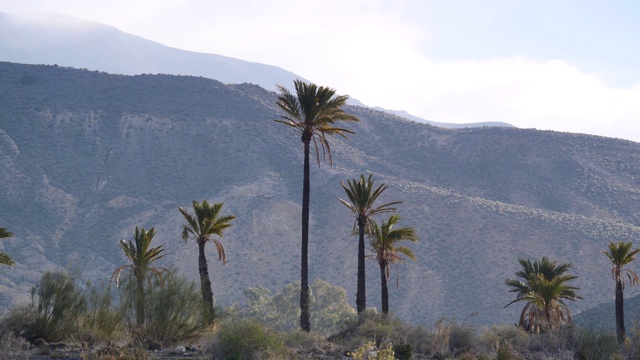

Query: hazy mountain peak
<box><xmin>0</xmin><ymin>11</ymin><xmax>306</xmax><ymax>91</ymax></box>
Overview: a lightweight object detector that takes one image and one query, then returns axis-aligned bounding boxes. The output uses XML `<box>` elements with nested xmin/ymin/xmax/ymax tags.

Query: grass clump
<box><xmin>211</xmin><ymin>320</ymin><xmax>287</xmax><ymax>359</ymax></box>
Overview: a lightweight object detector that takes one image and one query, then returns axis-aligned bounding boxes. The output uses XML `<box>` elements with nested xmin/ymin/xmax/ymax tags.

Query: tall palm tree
<box><xmin>110</xmin><ymin>226</ymin><xmax>169</xmax><ymax>326</ymax></box>
<box><xmin>367</xmin><ymin>214</ymin><xmax>418</xmax><ymax>314</ymax></box>
<box><xmin>603</xmin><ymin>241</ymin><xmax>640</xmax><ymax>343</ymax></box>
<box><xmin>179</xmin><ymin>200</ymin><xmax>235</xmax><ymax>324</ymax></box>
<box><xmin>0</xmin><ymin>228</ymin><xmax>15</xmax><ymax>266</ymax></box>
<box><xmin>275</xmin><ymin>79</ymin><xmax>359</xmax><ymax>331</ymax></box>
<box><xmin>504</xmin><ymin>257</ymin><xmax>582</xmax><ymax>333</ymax></box>
<box><xmin>338</xmin><ymin>174</ymin><xmax>401</xmax><ymax>314</ymax></box>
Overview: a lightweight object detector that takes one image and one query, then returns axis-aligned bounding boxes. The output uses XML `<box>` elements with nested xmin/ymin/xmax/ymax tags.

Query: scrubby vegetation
<box><xmin>1</xmin><ymin>268</ymin><xmax>638</xmax><ymax>359</ymax></box>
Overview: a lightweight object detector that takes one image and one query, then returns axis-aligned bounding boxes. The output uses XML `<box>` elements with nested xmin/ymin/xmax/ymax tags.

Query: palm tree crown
<box><xmin>275</xmin><ymin>79</ymin><xmax>359</xmax><ymax>165</ymax></box>
<box><xmin>505</xmin><ymin>257</ymin><xmax>582</xmax><ymax>333</ymax></box>
<box><xmin>368</xmin><ymin>214</ymin><xmax>418</xmax><ymax>314</ymax></box>
<box><xmin>338</xmin><ymin>174</ymin><xmax>401</xmax><ymax>231</ymax></box>
<box><xmin>369</xmin><ymin>215</ymin><xmax>418</xmax><ymax>274</ymax></box>
<box><xmin>0</xmin><ymin>227</ymin><xmax>15</xmax><ymax>267</ymax></box>
<box><xmin>180</xmin><ymin>200</ymin><xmax>236</xmax><ymax>264</ymax></box>
<box><xmin>110</xmin><ymin>227</ymin><xmax>169</xmax><ymax>287</ymax></box>
<box><xmin>604</xmin><ymin>241</ymin><xmax>640</xmax><ymax>290</ymax></box>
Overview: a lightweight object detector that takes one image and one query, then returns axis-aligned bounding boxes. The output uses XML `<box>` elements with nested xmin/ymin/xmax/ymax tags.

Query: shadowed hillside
<box><xmin>1</xmin><ymin>61</ymin><xmax>640</xmax><ymax>326</ymax></box>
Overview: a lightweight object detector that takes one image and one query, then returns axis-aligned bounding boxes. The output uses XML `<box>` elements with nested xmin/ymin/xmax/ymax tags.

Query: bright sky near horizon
<box><xmin>2</xmin><ymin>0</ymin><xmax>639</xmax><ymax>142</ymax></box>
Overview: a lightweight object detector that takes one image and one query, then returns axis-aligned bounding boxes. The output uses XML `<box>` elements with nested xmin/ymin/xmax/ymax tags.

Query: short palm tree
<box><xmin>110</xmin><ymin>226</ymin><xmax>169</xmax><ymax>325</ymax></box>
<box><xmin>338</xmin><ymin>174</ymin><xmax>401</xmax><ymax>314</ymax></box>
<box><xmin>368</xmin><ymin>214</ymin><xmax>418</xmax><ymax>314</ymax></box>
<box><xmin>275</xmin><ymin>79</ymin><xmax>359</xmax><ymax>331</ymax></box>
<box><xmin>179</xmin><ymin>200</ymin><xmax>235</xmax><ymax>324</ymax></box>
<box><xmin>0</xmin><ymin>228</ymin><xmax>15</xmax><ymax>266</ymax></box>
<box><xmin>504</xmin><ymin>257</ymin><xmax>582</xmax><ymax>333</ymax></box>
<box><xmin>603</xmin><ymin>241</ymin><xmax>640</xmax><ymax>343</ymax></box>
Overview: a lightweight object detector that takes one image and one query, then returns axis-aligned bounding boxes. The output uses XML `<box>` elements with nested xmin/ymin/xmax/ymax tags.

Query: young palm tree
<box><xmin>179</xmin><ymin>200</ymin><xmax>235</xmax><ymax>324</ymax></box>
<box><xmin>110</xmin><ymin>226</ymin><xmax>169</xmax><ymax>326</ymax></box>
<box><xmin>367</xmin><ymin>215</ymin><xmax>418</xmax><ymax>314</ymax></box>
<box><xmin>603</xmin><ymin>241</ymin><xmax>640</xmax><ymax>343</ymax></box>
<box><xmin>0</xmin><ymin>228</ymin><xmax>15</xmax><ymax>266</ymax></box>
<box><xmin>504</xmin><ymin>257</ymin><xmax>582</xmax><ymax>333</ymax></box>
<box><xmin>275</xmin><ymin>79</ymin><xmax>359</xmax><ymax>331</ymax></box>
<box><xmin>338</xmin><ymin>174</ymin><xmax>401</xmax><ymax>314</ymax></box>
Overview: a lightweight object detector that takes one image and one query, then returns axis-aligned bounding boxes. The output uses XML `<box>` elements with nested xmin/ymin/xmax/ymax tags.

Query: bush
<box><xmin>0</xmin><ymin>305</ymin><xmax>36</xmax><ymax>340</ymax></box>
<box><xmin>118</xmin><ymin>272</ymin><xmax>208</xmax><ymax>347</ymax></box>
<box><xmin>569</xmin><ymin>326</ymin><xmax>619</xmax><ymax>360</ymax></box>
<box><xmin>76</xmin><ymin>280</ymin><xmax>123</xmax><ymax>344</ymax></box>
<box><xmin>212</xmin><ymin>320</ymin><xmax>287</xmax><ymax>359</ymax></box>
<box><xmin>29</xmin><ymin>270</ymin><xmax>86</xmax><ymax>342</ymax></box>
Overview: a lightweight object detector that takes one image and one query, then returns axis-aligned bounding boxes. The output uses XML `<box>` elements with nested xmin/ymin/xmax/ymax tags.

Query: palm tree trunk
<box><xmin>135</xmin><ymin>273</ymin><xmax>145</xmax><ymax>326</ymax></box>
<box><xmin>380</xmin><ymin>262</ymin><xmax>389</xmax><ymax>314</ymax></box>
<box><xmin>198</xmin><ymin>241</ymin><xmax>215</xmax><ymax>324</ymax></box>
<box><xmin>615</xmin><ymin>278</ymin><xmax>625</xmax><ymax>343</ymax></box>
<box><xmin>300</xmin><ymin>140</ymin><xmax>311</xmax><ymax>332</ymax></box>
<box><xmin>356</xmin><ymin>217</ymin><xmax>366</xmax><ymax>314</ymax></box>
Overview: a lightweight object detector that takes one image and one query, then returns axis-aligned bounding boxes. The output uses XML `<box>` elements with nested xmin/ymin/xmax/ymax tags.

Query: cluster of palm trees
<box><xmin>109</xmin><ymin>200</ymin><xmax>235</xmax><ymax>327</ymax></box>
<box><xmin>275</xmin><ymin>80</ymin><xmax>418</xmax><ymax>331</ymax></box>
<box><xmin>505</xmin><ymin>241</ymin><xmax>640</xmax><ymax>343</ymax></box>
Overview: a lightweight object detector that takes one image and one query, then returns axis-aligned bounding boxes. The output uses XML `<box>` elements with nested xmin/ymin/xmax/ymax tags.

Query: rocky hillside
<box><xmin>1</xmin><ymin>61</ymin><xmax>640</xmax><ymax>327</ymax></box>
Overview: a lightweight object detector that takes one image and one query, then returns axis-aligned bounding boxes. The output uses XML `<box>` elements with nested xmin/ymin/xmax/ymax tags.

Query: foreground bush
<box><xmin>211</xmin><ymin>320</ymin><xmax>287</xmax><ymax>359</ymax></box>
<box><xmin>118</xmin><ymin>271</ymin><xmax>208</xmax><ymax>347</ymax></box>
<box><xmin>30</xmin><ymin>270</ymin><xmax>86</xmax><ymax>342</ymax></box>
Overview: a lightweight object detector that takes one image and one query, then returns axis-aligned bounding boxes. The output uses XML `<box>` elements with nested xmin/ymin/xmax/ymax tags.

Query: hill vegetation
<box><xmin>1</xmin><ymin>61</ymin><xmax>640</xmax><ymax>334</ymax></box>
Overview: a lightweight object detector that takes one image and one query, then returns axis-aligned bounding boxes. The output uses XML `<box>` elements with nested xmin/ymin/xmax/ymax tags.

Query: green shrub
<box><xmin>213</xmin><ymin>320</ymin><xmax>287</xmax><ymax>360</ymax></box>
<box><xmin>76</xmin><ymin>280</ymin><xmax>123</xmax><ymax>344</ymax></box>
<box><xmin>404</xmin><ymin>324</ymin><xmax>434</xmax><ymax>355</ymax></box>
<box><xmin>393</xmin><ymin>341</ymin><xmax>413</xmax><ymax>360</ymax></box>
<box><xmin>448</xmin><ymin>322</ymin><xmax>478</xmax><ymax>355</ymax></box>
<box><xmin>0</xmin><ymin>305</ymin><xmax>36</xmax><ymax>340</ymax></box>
<box><xmin>348</xmin><ymin>340</ymin><xmax>395</xmax><ymax>360</ymax></box>
<box><xmin>30</xmin><ymin>270</ymin><xmax>86</xmax><ymax>342</ymax></box>
<box><xmin>569</xmin><ymin>327</ymin><xmax>619</xmax><ymax>360</ymax></box>
<box><xmin>118</xmin><ymin>272</ymin><xmax>207</xmax><ymax>347</ymax></box>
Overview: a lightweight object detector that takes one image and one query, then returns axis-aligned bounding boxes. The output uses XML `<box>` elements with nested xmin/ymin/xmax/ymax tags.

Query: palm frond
<box><xmin>275</xmin><ymin>79</ymin><xmax>359</xmax><ymax>167</ymax></box>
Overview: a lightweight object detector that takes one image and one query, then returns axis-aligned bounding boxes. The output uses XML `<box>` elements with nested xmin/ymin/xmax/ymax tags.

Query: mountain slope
<box><xmin>1</xmin><ymin>62</ymin><xmax>640</xmax><ymax>327</ymax></box>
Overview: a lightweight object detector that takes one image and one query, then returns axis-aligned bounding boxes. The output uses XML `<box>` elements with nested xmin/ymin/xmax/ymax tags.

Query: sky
<box><xmin>2</xmin><ymin>0</ymin><xmax>640</xmax><ymax>142</ymax></box>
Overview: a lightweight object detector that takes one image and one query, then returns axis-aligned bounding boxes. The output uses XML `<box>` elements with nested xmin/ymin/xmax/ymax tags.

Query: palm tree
<box><xmin>179</xmin><ymin>200</ymin><xmax>235</xmax><ymax>324</ymax></box>
<box><xmin>0</xmin><ymin>228</ymin><xmax>15</xmax><ymax>266</ymax></box>
<box><xmin>367</xmin><ymin>214</ymin><xmax>418</xmax><ymax>314</ymax></box>
<box><xmin>603</xmin><ymin>241</ymin><xmax>640</xmax><ymax>343</ymax></box>
<box><xmin>338</xmin><ymin>174</ymin><xmax>401</xmax><ymax>314</ymax></box>
<box><xmin>275</xmin><ymin>79</ymin><xmax>359</xmax><ymax>331</ymax></box>
<box><xmin>504</xmin><ymin>257</ymin><xmax>582</xmax><ymax>333</ymax></box>
<box><xmin>110</xmin><ymin>226</ymin><xmax>169</xmax><ymax>326</ymax></box>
